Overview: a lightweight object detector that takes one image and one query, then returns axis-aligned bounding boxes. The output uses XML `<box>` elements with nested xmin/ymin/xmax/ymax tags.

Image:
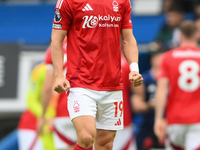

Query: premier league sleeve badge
<box><xmin>54</xmin><ymin>9</ymin><xmax>62</xmax><ymax>22</ymax></box>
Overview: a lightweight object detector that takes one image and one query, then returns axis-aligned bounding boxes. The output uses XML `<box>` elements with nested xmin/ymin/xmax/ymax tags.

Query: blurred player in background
<box><xmin>18</xmin><ymin>62</ymin><xmax>57</xmax><ymax>150</ymax></box>
<box><xmin>51</xmin><ymin>0</ymin><xmax>143</xmax><ymax>149</ymax></box>
<box><xmin>113</xmin><ymin>55</ymin><xmax>137</xmax><ymax>150</ymax></box>
<box><xmin>132</xmin><ymin>46</ymin><xmax>165</xmax><ymax>150</ymax></box>
<box><xmin>156</xmin><ymin>5</ymin><xmax>184</xmax><ymax>49</ymax></box>
<box><xmin>37</xmin><ymin>38</ymin><xmax>77</xmax><ymax>150</ymax></box>
<box><xmin>154</xmin><ymin>20</ymin><xmax>200</xmax><ymax>150</ymax></box>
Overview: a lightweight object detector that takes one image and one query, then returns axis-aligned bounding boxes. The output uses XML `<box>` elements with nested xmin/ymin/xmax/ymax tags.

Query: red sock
<box><xmin>74</xmin><ymin>143</ymin><xmax>93</xmax><ymax>150</ymax></box>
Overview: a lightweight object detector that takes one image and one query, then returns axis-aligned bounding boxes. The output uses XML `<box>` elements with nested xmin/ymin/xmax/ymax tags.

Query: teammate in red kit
<box><xmin>154</xmin><ymin>20</ymin><xmax>200</xmax><ymax>150</ymax></box>
<box><xmin>113</xmin><ymin>56</ymin><xmax>137</xmax><ymax>150</ymax></box>
<box><xmin>37</xmin><ymin>38</ymin><xmax>77</xmax><ymax>150</ymax></box>
<box><xmin>51</xmin><ymin>0</ymin><xmax>143</xmax><ymax>149</ymax></box>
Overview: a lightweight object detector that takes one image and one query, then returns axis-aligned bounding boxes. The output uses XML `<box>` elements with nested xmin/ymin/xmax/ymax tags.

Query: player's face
<box><xmin>166</xmin><ymin>11</ymin><xmax>183</xmax><ymax>27</ymax></box>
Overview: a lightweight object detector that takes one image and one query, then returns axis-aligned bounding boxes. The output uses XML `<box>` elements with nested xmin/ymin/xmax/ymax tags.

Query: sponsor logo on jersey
<box><xmin>112</xmin><ymin>1</ymin><xmax>119</xmax><ymax>12</ymax></box>
<box><xmin>54</xmin><ymin>9</ymin><xmax>62</xmax><ymax>22</ymax></box>
<box><xmin>82</xmin><ymin>16</ymin><xmax>99</xmax><ymax>28</ymax></box>
<box><xmin>82</xmin><ymin>3</ymin><xmax>93</xmax><ymax>11</ymax></box>
<box><xmin>73</xmin><ymin>100</ymin><xmax>80</xmax><ymax>113</ymax></box>
<box><xmin>82</xmin><ymin>15</ymin><xmax>121</xmax><ymax>28</ymax></box>
<box><xmin>53</xmin><ymin>23</ymin><xmax>62</xmax><ymax>29</ymax></box>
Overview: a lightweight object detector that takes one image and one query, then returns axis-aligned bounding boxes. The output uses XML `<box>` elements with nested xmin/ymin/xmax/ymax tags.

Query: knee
<box><xmin>78</xmin><ymin>130</ymin><xmax>95</xmax><ymax>148</ymax></box>
<box><xmin>104</xmin><ymin>141</ymin><xmax>114</xmax><ymax>150</ymax></box>
<box><xmin>81</xmin><ymin>134</ymin><xmax>94</xmax><ymax>145</ymax></box>
<box><xmin>95</xmin><ymin>130</ymin><xmax>116</xmax><ymax>150</ymax></box>
<box><xmin>96</xmin><ymin>140</ymin><xmax>114</xmax><ymax>150</ymax></box>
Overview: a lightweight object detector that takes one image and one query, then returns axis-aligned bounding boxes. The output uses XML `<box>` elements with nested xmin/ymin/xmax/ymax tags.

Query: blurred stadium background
<box><xmin>0</xmin><ymin>0</ymin><xmax>198</xmax><ymax>149</ymax></box>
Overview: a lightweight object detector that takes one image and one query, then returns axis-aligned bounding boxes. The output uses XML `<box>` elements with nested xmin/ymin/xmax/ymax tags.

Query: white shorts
<box><xmin>53</xmin><ymin>117</ymin><xmax>77</xmax><ymax>149</ymax></box>
<box><xmin>113</xmin><ymin>124</ymin><xmax>137</xmax><ymax>150</ymax></box>
<box><xmin>165</xmin><ymin>124</ymin><xmax>200</xmax><ymax>150</ymax></box>
<box><xmin>68</xmin><ymin>88</ymin><xmax>123</xmax><ymax>130</ymax></box>
<box><xmin>18</xmin><ymin>129</ymin><xmax>44</xmax><ymax>150</ymax></box>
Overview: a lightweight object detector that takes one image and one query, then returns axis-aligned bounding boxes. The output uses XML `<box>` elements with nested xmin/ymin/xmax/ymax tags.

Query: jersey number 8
<box><xmin>178</xmin><ymin>60</ymin><xmax>200</xmax><ymax>92</ymax></box>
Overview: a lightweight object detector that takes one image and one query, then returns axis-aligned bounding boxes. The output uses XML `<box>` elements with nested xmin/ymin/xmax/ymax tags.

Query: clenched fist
<box><xmin>54</xmin><ymin>77</ymin><xmax>70</xmax><ymax>93</ymax></box>
<box><xmin>129</xmin><ymin>71</ymin><xmax>143</xmax><ymax>87</ymax></box>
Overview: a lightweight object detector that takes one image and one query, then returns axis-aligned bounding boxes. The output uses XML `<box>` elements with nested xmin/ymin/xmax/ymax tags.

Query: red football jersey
<box><xmin>53</xmin><ymin>0</ymin><xmax>132</xmax><ymax>91</ymax></box>
<box><xmin>121</xmin><ymin>56</ymin><xmax>132</xmax><ymax>127</ymax></box>
<box><xmin>157</xmin><ymin>46</ymin><xmax>200</xmax><ymax>124</ymax></box>
<box><xmin>18</xmin><ymin>110</ymin><xmax>37</xmax><ymax>130</ymax></box>
<box><xmin>44</xmin><ymin>39</ymin><xmax>69</xmax><ymax>117</ymax></box>
<box><xmin>44</xmin><ymin>46</ymin><xmax>52</xmax><ymax>65</ymax></box>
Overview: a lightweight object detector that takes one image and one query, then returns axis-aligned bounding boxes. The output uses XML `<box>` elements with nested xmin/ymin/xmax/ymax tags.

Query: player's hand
<box><xmin>36</xmin><ymin>117</ymin><xmax>46</xmax><ymax>135</ymax></box>
<box><xmin>154</xmin><ymin>118</ymin><xmax>167</xmax><ymax>141</ymax></box>
<box><xmin>129</xmin><ymin>71</ymin><xmax>143</xmax><ymax>87</ymax></box>
<box><xmin>47</xmin><ymin>118</ymin><xmax>54</xmax><ymax>132</ymax></box>
<box><xmin>54</xmin><ymin>77</ymin><xmax>70</xmax><ymax>93</ymax></box>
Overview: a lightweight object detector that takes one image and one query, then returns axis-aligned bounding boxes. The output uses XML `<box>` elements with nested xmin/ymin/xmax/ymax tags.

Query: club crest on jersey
<box><xmin>54</xmin><ymin>9</ymin><xmax>62</xmax><ymax>22</ymax></box>
<box><xmin>112</xmin><ymin>1</ymin><xmax>119</xmax><ymax>12</ymax></box>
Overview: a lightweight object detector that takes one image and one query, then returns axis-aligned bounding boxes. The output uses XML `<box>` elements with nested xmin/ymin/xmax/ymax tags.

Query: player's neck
<box><xmin>180</xmin><ymin>41</ymin><xmax>198</xmax><ymax>48</ymax></box>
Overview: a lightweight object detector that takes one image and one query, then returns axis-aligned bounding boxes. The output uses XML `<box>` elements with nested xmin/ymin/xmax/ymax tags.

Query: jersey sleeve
<box><xmin>121</xmin><ymin>0</ymin><xmax>132</xmax><ymax>29</ymax></box>
<box><xmin>157</xmin><ymin>53</ymin><xmax>169</xmax><ymax>79</ymax></box>
<box><xmin>44</xmin><ymin>46</ymin><xmax>52</xmax><ymax>64</ymax></box>
<box><xmin>53</xmin><ymin>0</ymin><xmax>73</xmax><ymax>31</ymax></box>
<box><xmin>44</xmin><ymin>46</ymin><xmax>54</xmax><ymax>69</ymax></box>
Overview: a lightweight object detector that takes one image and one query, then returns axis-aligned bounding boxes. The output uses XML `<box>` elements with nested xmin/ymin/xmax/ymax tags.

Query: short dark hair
<box><xmin>179</xmin><ymin>20</ymin><xmax>197</xmax><ymax>38</ymax></box>
<box><xmin>167</xmin><ymin>5</ymin><xmax>184</xmax><ymax>14</ymax></box>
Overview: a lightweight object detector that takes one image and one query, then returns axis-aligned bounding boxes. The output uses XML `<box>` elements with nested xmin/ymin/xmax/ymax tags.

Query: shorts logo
<box><xmin>54</xmin><ymin>9</ymin><xmax>62</xmax><ymax>22</ymax></box>
<box><xmin>73</xmin><ymin>100</ymin><xmax>80</xmax><ymax>113</ymax></box>
<box><xmin>112</xmin><ymin>1</ymin><xmax>119</xmax><ymax>12</ymax></box>
<box><xmin>114</xmin><ymin>118</ymin><xmax>121</xmax><ymax>126</ymax></box>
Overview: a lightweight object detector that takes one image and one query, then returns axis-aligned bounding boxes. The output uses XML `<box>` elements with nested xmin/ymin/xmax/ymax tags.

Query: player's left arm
<box><xmin>121</xmin><ymin>29</ymin><xmax>143</xmax><ymax>87</ymax></box>
<box><xmin>154</xmin><ymin>77</ymin><xmax>168</xmax><ymax>141</ymax></box>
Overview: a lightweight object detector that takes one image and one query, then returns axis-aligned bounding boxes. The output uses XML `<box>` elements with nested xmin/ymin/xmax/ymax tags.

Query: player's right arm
<box><xmin>154</xmin><ymin>54</ymin><xmax>169</xmax><ymax>141</ymax></box>
<box><xmin>51</xmin><ymin>29</ymin><xmax>70</xmax><ymax>93</ymax></box>
<box><xmin>154</xmin><ymin>78</ymin><xmax>168</xmax><ymax>141</ymax></box>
